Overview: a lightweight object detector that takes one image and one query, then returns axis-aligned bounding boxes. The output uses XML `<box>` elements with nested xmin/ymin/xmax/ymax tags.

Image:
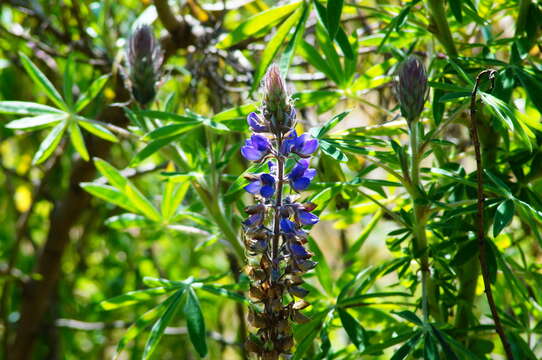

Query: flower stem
<box><xmin>272</xmin><ymin>136</ymin><xmax>284</xmax><ymax>261</ymax></box>
<box><xmin>426</xmin><ymin>0</ymin><xmax>458</xmax><ymax>57</ymax></box>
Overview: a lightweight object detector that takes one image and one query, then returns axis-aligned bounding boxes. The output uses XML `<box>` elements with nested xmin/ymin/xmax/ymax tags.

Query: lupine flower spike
<box><xmin>126</xmin><ymin>25</ymin><xmax>164</xmax><ymax>106</ymax></box>
<box><xmin>395</xmin><ymin>55</ymin><xmax>427</xmax><ymax>125</ymax></box>
<box><xmin>241</xmin><ymin>65</ymin><xmax>319</xmax><ymax>359</ymax></box>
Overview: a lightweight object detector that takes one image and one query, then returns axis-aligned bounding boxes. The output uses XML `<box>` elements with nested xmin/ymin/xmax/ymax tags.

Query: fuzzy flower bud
<box><xmin>395</xmin><ymin>56</ymin><xmax>427</xmax><ymax>124</ymax></box>
<box><xmin>262</xmin><ymin>64</ymin><xmax>295</xmax><ymax>134</ymax></box>
<box><xmin>126</xmin><ymin>25</ymin><xmax>163</xmax><ymax>106</ymax></box>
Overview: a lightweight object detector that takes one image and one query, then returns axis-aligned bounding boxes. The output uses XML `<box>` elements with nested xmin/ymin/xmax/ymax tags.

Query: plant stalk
<box><xmin>272</xmin><ymin>136</ymin><xmax>284</xmax><ymax>260</ymax></box>
<box><xmin>469</xmin><ymin>70</ymin><xmax>514</xmax><ymax>360</ymax></box>
<box><xmin>426</xmin><ymin>0</ymin><xmax>458</xmax><ymax>57</ymax></box>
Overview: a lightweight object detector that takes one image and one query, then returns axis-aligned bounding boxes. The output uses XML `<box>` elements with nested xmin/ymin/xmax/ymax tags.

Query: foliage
<box><xmin>1</xmin><ymin>0</ymin><xmax>541</xmax><ymax>359</ymax></box>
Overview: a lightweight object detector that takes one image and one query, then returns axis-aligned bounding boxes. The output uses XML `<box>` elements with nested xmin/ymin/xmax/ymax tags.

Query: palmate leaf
<box><xmin>100</xmin><ymin>287</ymin><xmax>176</xmax><ymax>310</ymax></box>
<box><xmin>337</xmin><ymin>308</ymin><xmax>367</xmax><ymax>351</ymax></box>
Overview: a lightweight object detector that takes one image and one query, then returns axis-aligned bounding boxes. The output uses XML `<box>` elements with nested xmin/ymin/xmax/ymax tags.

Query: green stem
<box><xmin>408</xmin><ymin>119</ymin><xmax>441</xmax><ymax>324</ymax></box>
<box><xmin>426</xmin><ymin>0</ymin><xmax>458</xmax><ymax>57</ymax></box>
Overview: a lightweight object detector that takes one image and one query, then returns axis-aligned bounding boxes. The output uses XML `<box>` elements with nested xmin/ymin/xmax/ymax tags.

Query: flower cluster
<box><xmin>126</xmin><ymin>25</ymin><xmax>163</xmax><ymax>106</ymax></box>
<box><xmin>242</xmin><ymin>65</ymin><xmax>319</xmax><ymax>358</ymax></box>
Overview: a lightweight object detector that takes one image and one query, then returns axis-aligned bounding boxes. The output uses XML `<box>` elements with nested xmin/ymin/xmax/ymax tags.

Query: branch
<box><xmin>469</xmin><ymin>69</ymin><xmax>514</xmax><ymax>360</ymax></box>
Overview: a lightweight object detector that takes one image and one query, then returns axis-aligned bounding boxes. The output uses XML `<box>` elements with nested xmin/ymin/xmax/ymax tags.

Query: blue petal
<box><xmin>241</xmin><ymin>146</ymin><xmax>262</xmax><ymax>161</ymax></box>
<box><xmin>291</xmin><ymin>243</ymin><xmax>309</xmax><ymax>258</ymax></box>
<box><xmin>300</xmin><ymin>138</ymin><xmax>318</xmax><ymax>155</ymax></box>
<box><xmin>304</xmin><ymin>168</ymin><xmax>316</xmax><ymax>180</ymax></box>
<box><xmin>244</xmin><ymin>180</ymin><xmax>261</xmax><ymax>194</ymax></box>
<box><xmin>280</xmin><ymin>218</ymin><xmax>296</xmax><ymax>233</ymax></box>
<box><xmin>299</xmin><ymin>210</ymin><xmax>319</xmax><ymax>225</ymax></box>
<box><xmin>260</xmin><ymin>173</ymin><xmax>276</xmax><ymax>186</ymax></box>
<box><xmin>293</xmin><ymin>177</ymin><xmax>311</xmax><ymax>191</ymax></box>
<box><xmin>260</xmin><ymin>185</ymin><xmax>275</xmax><ymax>198</ymax></box>
<box><xmin>243</xmin><ymin>213</ymin><xmax>262</xmax><ymax>226</ymax></box>
<box><xmin>251</xmin><ymin>134</ymin><xmax>270</xmax><ymax>151</ymax></box>
<box><xmin>247</xmin><ymin>112</ymin><xmax>267</xmax><ymax>132</ymax></box>
<box><xmin>289</xmin><ymin>159</ymin><xmax>309</xmax><ymax>180</ymax></box>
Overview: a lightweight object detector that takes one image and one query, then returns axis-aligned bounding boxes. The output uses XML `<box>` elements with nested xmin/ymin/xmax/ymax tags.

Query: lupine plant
<box><xmin>241</xmin><ymin>65</ymin><xmax>319</xmax><ymax>358</ymax></box>
<box><xmin>2</xmin><ymin>1</ymin><xmax>542</xmax><ymax>360</ymax></box>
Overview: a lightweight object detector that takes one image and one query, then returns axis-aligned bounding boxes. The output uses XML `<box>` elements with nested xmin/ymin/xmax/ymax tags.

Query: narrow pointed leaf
<box><xmin>32</xmin><ymin>121</ymin><xmax>67</xmax><ymax>165</ymax></box>
<box><xmin>183</xmin><ymin>287</ymin><xmax>208</xmax><ymax>357</ymax></box>
<box><xmin>74</xmin><ymin>75</ymin><xmax>110</xmax><ymax>112</ymax></box>
<box><xmin>69</xmin><ymin>121</ymin><xmax>89</xmax><ymax>160</ymax></box>
<box><xmin>78</xmin><ymin>119</ymin><xmax>119</xmax><ymax>142</ymax></box>
<box><xmin>20</xmin><ymin>53</ymin><xmax>67</xmax><ymax>110</ymax></box>
<box><xmin>0</xmin><ymin>101</ymin><xmax>63</xmax><ymax>115</ymax></box>
<box><xmin>6</xmin><ymin>113</ymin><xmax>67</xmax><ymax>130</ymax></box>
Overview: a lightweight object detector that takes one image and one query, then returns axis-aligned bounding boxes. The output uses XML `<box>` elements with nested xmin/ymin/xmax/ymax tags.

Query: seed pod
<box><xmin>126</xmin><ymin>25</ymin><xmax>163</xmax><ymax>106</ymax></box>
<box><xmin>395</xmin><ymin>55</ymin><xmax>427</xmax><ymax>124</ymax></box>
<box><xmin>292</xmin><ymin>300</ymin><xmax>310</xmax><ymax>310</ymax></box>
<box><xmin>248</xmin><ymin>309</ymin><xmax>267</xmax><ymax>328</ymax></box>
<box><xmin>249</xmin><ymin>285</ymin><xmax>266</xmax><ymax>301</ymax></box>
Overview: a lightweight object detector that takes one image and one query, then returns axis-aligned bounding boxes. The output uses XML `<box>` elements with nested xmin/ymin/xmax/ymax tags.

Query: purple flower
<box><xmin>241</xmin><ymin>134</ymin><xmax>272</xmax><ymax>161</ymax></box>
<box><xmin>280</xmin><ymin>218</ymin><xmax>297</xmax><ymax>234</ymax></box>
<box><xmin>247</xmin><ymin>112</ymin><xmax>269</xmax><ymax>133</ymax></box>
<box><xmin>288</xmin><ymin>159</ymin><xmax>316</xmax><ymax>192</ymax></box>
<box><xmin>298</xmin><ymin>211</ymin><xmax>319</xmax><ymax>225</ymax></box>
<box><xmin>290</xmin><ymin>242</ymin><xmax>311</xmax><ymax>259</ymax></box>
<box><xmin>245</xmin><ymin>173</ymin><xmax>276</xmax><ymax>198</ymax></box>
<box><xmin>281</xmin><ymin>131</ymin><xmax>318</xmax><ymax>157</ymax></box>
<box><xmin>243</xmin><ymin>213</ymin><xmax>263</xmax><ymax>227</ymax></box>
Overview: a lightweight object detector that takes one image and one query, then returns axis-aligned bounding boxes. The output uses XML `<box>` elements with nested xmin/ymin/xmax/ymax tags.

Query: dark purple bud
<box><xmin>243</xmin><ymin>213</ymin><xmax>263</xmax><ymax>227</ymax></box>
<box><xmin>395</xmin><ymin>55</ymin><xmax>427</xmax><ymax>124</ymax></box>
<box><xmin>297</xmin><ymin>260</ymin><xmax>317</xmax><ymax>272</ymax></box>
<box><xmin>126</xmin><ymin>25</ymin><xmax>163</xmax><ymax>106</ymax></box>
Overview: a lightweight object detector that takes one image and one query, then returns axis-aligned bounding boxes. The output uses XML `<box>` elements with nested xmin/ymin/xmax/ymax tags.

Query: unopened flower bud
<box><xmin>126</xmin><ymin>25</ymin><xmax>163</xmax><ymax>106</ymax></box>
<box><xmin>262</xmin><ymin>64</ymin><xmax>295</xmax><ymax>134</ymax></box>
<box><xmin>395</xmin><ymin>55</ymin><xmax>427</xmax><ymax>124</ymax></box>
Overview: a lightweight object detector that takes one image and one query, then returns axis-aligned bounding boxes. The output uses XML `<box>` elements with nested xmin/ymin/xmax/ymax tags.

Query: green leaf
<box><xmin>424</xmin><ymin>332</ymin><xmax>440</xmax><ymax>360</ymax></box>
<box><xmin>63</xmin><ymin>55</ymin><xmax>75</xmax><ymax>108</ymax></box>
<box><xmin>251</xmin><ymin>4</ymin><xmax>305</xmax><ymax>93</ymax></box>
<box><xmin>448</xmin><ymin>0</ymin><xmax>463</xmax><ymax>23</ymax></box>
<box><xmin>32</xmin><ymin>121</ymin><xmax>67</xmax><ymax>165</ymax></box>
<box><xmin>125</xmin><ymin>185</ymin><xmax>162</xmax><ymax>222</ymax></box>
<box><xmin>78</xmin><ymin>119</ymin><xmax>119</xmax><ymax>142</ymax></box>
<box><xmin>337</xmin><ymin>308</ymin><xmax>366</xmax><ymax>351</ymax></box>
<box><xmin>183</xmin><ymin>287</ymin><xmax>208</xmax><ymax>357</ymax></box>
<box><xmin>20</xmin><ymin>52</ymin><xmax>67</xmax><ymax>110</ymax></box>
<box><xmin>80</xmin><ymin>183</ymin><xmax>140</xmax><ymax>213</ymax></box>
<box><xmin>394</xmin><ymin>310</ymin><xmax>423</xmax><ymax>326</ymax></box>
<box><xmin>319</xmin><ymin>139</ymin><xmax>348</xmax><ymax>162</ymax></box>
<box><xmin>307</xmin><ymin>237</ymin><xmax>333</xmax><ymax>295</ymax></box>
<box><xmin>0</xmin><ymin>101</ymin><xmax>64</xmax><ymax>115</ymax></box>
<box><xmin>94</xmin><ymin>158</ymin><xmax>129</xmax><ymax>190</ymax></box>
<box><xmin>326</xmin><ymin>0</ymin><xmax>344</xmax><ymax>39</ymax></box>
<box><xmin>140</xmin><ymin>110</ymin><xmax>199</xmax><ymax>123</ymax></box>
<box><xmin>493</xmin><ymin>199</ymin><xmax>515</xmax><ymax>237</ymax></box>
<box><xmin>113</xmin><ymin>295</ymin><xmax>177</xmax><ymax>360</ymax></box>
<box><xmin>199</xmin><ymin>285</ymin><xmax>249</xmax><ymax>304</ymax></box>
<box><xmin>279</xmin><ymin>2</ymin><xmax>309</xmax><ymax>78</ymax></box>
<box><xmin>313</xmin><ymin>111</ymin><xmax>350</xmax><ymax>138</ymax></box>
<box><xmin>105</xmin><ymin>213</ymin><xmax>156</xmax><ymax>229</ymax></box>
<box><xmin>142</xmin><ymin>289</ymin><xmax>185</xmax><ymax>360</ymax></box>
<box><xmin>216</xmin><ymin>1</ymin><xmax>302</xmax><ymax>49</ymax></box>
<box><xmin>390</xmin><ymin>331</ymin><xmax>422</xmax><ymax>360</ymax></box>
<box><xmin>162</xmin><ymin>178</ymin><xmax>190</xmax><ymax>221</ymax></box>
<box><xmin>450</xmin><ymin>239</ymin><xmax>478</xmax><ymax>267</ymax></box>
<box><xmin>69</xmin><ymin>121</ymin><xmax>89</xmax><ymax>161</ymax></box>
<box><xmin>480</xmin><ymin>92</ymin><xmax>532</xmax><ymax>150</ymax></box>
<box><xmin>131</xmin><ymin>136</ymin><xmax>180</xmax><ymax>167</ymax></box>
<box><xmin>298</xmin><ymin>41</ymin><xmax>340</xmax><ymax>84</ymax></box>
<box><xmin>5</xmin><ymin>113</ymin><xmax>67</xmax><ymax>130</ymax></box>
<box><xmin>212</xmin><ymin>103</ymin><xmax>258</xmax><ymax>122</ymax></box>
<box><xmin>100</xmin><ymin>287</ymin><xmax>175</xmax><ymax>310</ymax></box>
<box><xmin>74</xmin><ymin>74</ymin><xmax>110</xmax><ymax>112</ymax></box>
<box><xmin>143</xmin><ymin>122</ymin><xmax>201</xmax><ymax>141</ymax></box>
<box><xmin>292</xmin><ymin>311</ymin><xmax>329</xmax><ymax>360</ymax></box>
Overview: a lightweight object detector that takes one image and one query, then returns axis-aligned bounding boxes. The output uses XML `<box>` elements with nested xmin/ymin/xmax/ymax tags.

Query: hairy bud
<box><xmin>395</xmin><ymin>56</ymin><xmax>427</xmax><ymax>124</ymax></box>
<box><xmin>262</xmin><ymin>64</ymin><xmax>295</xmax><ymax>134</ymax></box>
<box><xmin>126</xmin><ymin>25</ymin><xmax>163</xmax><ymax>106</ymax></box>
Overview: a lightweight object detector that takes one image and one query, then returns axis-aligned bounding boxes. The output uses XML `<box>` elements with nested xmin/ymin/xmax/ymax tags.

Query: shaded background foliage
<box><xmin>0</xmin><ymin>0</ymin><xmax>542</xmax><ymax>359</ymax></box>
